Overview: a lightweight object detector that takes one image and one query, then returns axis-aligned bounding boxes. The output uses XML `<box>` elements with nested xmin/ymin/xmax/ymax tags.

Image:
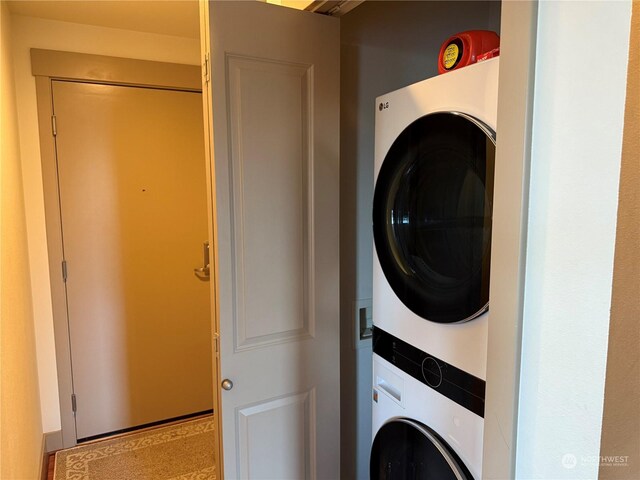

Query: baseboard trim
<box><xmin>45</xmin><ymin>430</ymin><xmax>63</xmax><ymax>453</ymax></box>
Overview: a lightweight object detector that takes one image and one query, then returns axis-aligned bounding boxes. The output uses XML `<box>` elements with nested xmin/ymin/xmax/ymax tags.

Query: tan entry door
<box><xmin>208</xmin><ymin>2</ymin><xmax>340</xmax><ymax>478</ymax></box>
<box><xmin>52</xmin><ymin>80</ymin><xmax>213</xmax><ymax>441</ymax></box>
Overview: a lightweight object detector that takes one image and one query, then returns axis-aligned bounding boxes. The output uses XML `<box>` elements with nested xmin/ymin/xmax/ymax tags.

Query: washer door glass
<box><xmin>373</xmin><ymin>112</ymin><xmax>495</xmax><ymax>323</ymax></box>
<box><xmin>370</xmin><ymin>418</ymin><xmax>472</xmax><ymax>480</ymax></box>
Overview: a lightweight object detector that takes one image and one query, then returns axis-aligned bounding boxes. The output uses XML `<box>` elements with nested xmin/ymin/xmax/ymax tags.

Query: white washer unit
<box><xmin>371</xmin><ymin>332</ymin><xmax>484</xmax><ymax>479</ymax></box>
<box><xmin>370</xmin><ymin>58</ymin><xmax>499</xmax><ymax>479</ymax></box>
<box><xmin>372</xmin><ymin>58</ymin><xmax>499</xmax><ymax>380</ymax></box>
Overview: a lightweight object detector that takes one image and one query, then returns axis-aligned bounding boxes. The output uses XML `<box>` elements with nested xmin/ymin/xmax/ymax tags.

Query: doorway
<box><xmin>33</xmin><ymin>50</ymin><xmax>217</xmax><ymax>446</ymax></box>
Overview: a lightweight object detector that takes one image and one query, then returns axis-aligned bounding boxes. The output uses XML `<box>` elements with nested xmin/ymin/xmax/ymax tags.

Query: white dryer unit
<box><xmin>370</xmin><ymin>331</ymin><xmax>484</xmax><ymax>479</ymax></box>
<box><xmin>372</xmin><ymin>58</ymin><xmax>499</xmax><ymax>380</ymax></box>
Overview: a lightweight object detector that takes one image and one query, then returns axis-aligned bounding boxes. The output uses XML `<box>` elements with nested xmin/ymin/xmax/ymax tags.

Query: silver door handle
<box><xmin>194</xmin><ymin>241</ymin><xmax>210</xmax><ymax>280</ymax></box>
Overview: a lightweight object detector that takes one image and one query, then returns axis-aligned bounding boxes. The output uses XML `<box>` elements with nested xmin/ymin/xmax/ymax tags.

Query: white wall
<box><xmin>10</xmin><ymin>14</ymin><xmax>200</xmax><ymax>433</ymax></box>
<box><xmin>516</xmin><ymin>2</ymin><xmax>632</xmax><ymax>478</ymax></box>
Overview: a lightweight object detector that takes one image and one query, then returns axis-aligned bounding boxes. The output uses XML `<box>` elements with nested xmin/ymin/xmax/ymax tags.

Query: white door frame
<box><xmin>32</xmin><ymin>49</ymin><xmax>219</xmax><ymax>450</ymax></box>
<box><xmin>483</xmin><ymin>2</ymin><xmax>538</xmax><ymax>478</ymax></box>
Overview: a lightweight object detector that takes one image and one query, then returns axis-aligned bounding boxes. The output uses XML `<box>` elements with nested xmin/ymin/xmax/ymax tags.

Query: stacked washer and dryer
<box><xmin>370</xmin><ymin>57</ymin><xmax>499</xmax><ymax>479</ymax></box>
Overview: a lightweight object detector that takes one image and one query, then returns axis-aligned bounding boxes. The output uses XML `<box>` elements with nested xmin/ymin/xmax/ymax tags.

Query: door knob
<box><xmin>221</xmin><ymin>379</ymin><xmax>234</xmax><ymax>391</ymax></box>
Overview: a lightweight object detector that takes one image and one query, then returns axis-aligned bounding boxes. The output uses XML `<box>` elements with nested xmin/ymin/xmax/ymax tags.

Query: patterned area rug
<box><xmin>54</xmin><ymin>417</ymin><xmax>216</xmax><ymax>480</ymax></box>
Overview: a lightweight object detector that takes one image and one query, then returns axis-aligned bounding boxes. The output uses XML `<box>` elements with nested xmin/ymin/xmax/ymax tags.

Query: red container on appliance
<box><xmin>438</xmin><ymin>30</ymin><xmax>500</xmax><ymax>74</ymax></box>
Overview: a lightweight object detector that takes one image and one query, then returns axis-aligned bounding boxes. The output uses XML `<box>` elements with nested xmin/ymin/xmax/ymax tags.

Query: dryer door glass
<box><xmin>370</xmin><ymin>419</ymin><xmax>472</xmax><ymax>480</ymax></box>
<box><xmin>373</xmin><ymin>112</ymin><xmax>495</xmax><ymax>323</ymax></box>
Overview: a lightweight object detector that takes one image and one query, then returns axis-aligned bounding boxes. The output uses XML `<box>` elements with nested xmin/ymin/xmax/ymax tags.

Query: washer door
<box><xmin>373</xmin><ymin>112</ymin><xmax>495</xmax><ymax>323</ymax></box>
<box><xmin>370</xmin><ymin>418</ymin><xmax>473</xmax><ymax>480</ymax></box>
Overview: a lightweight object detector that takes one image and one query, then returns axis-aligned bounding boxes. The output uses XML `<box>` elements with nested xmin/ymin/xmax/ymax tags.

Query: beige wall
<box><xmin>599</xmin><ymin>2</ymin><xmax>640</xmax><ymax>478</ymax></box>
<box><xmin>10</xmin><ymin>13</ymin><xmax>200</xmax><ymax>433</ymax></box>
<box><xmin>1</xmin><ymin>3</ymin><xmax>44</xmax><ymax>479</ymax></box>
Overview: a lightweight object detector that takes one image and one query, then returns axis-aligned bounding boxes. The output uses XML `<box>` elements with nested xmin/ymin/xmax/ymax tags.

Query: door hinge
<box><xmin>51</xmin><ymin>115</ymin><xmax>57</xmax><ymax>136</ymax></box>
<box><xmin>203</xmin><ymin>53</ymin><xmax>210</xmax><ymax>84</ymax></box>
<box><xmin>62</xmin><ymin>260</ymin><xmax>68</xmax><ymax>282</ymax></box>
<box><xmin>71</xmin><ymin>393</ymin><xmax>77</xmax><ymax>413</ymax></box>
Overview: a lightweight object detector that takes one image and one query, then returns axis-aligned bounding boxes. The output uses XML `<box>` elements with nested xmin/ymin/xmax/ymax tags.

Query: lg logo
<box><xmin>379</xmin><ymin>101</ymin><xmax>389</xmax><ymax>111</ymax></box>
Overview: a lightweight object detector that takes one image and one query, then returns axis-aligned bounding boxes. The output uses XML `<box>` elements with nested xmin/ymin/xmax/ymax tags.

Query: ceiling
<box><xmin>6</xmin><ymin>1</ymin><xmax>200</xmax><ymax>39</ymax></box>
<box><xmin>6</xmin><ymin>0</ymin><xmax>364</xmax><ymax>39</ymax></box>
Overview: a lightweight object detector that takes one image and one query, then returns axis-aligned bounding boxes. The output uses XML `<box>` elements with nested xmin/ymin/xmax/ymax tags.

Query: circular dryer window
<box><xmin>373</xmin><ymin>112</ymin><xmax>495</xmax><ymax>324</ymax></box>
<box><xmin>370</xmin><ymin>418</ymin><xmax>473</xmax><ymax>479</ymax></box>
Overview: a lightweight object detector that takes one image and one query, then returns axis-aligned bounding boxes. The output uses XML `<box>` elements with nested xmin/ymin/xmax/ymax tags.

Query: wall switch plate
<box><xmin>354</xmin><ymin>298</ymin><xmax>373</xmax><ymax>349</ymax></box>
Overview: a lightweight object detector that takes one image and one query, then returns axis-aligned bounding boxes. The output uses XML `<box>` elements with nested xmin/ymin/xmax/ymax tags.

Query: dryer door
<box><xmin>370</xmin><ymin>418</ymin><xmax>473</xmax><ymax>480</ymax></box>
<box><xmin>373</xmin><ymin>112</ymin><xmax>495</xmax><ymax>323</ymax></box>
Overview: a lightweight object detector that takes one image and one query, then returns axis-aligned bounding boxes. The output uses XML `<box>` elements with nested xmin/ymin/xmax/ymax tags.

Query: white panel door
<box><xmin>53</xmin><ymin>81</ymin><xmax>213</xmax><ymax>440</ymax></box>
<box><xmin>209</xmin><ymin>2</ymin><xmax>340</xmax><ymax>479</ymax></box>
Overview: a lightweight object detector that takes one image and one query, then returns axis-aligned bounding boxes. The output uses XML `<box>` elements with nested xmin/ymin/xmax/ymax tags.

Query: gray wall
<box><xmin>339</xmin><ymin>2</ymin><xmax>501</xmax><ymax>478</ymax></box>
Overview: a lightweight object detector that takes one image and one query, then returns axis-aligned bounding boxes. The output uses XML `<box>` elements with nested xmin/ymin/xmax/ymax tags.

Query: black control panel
<box><xmin>373</xmin><ymin>327</ymin><xmax>486</xmax><ymax>418</ymax></box>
